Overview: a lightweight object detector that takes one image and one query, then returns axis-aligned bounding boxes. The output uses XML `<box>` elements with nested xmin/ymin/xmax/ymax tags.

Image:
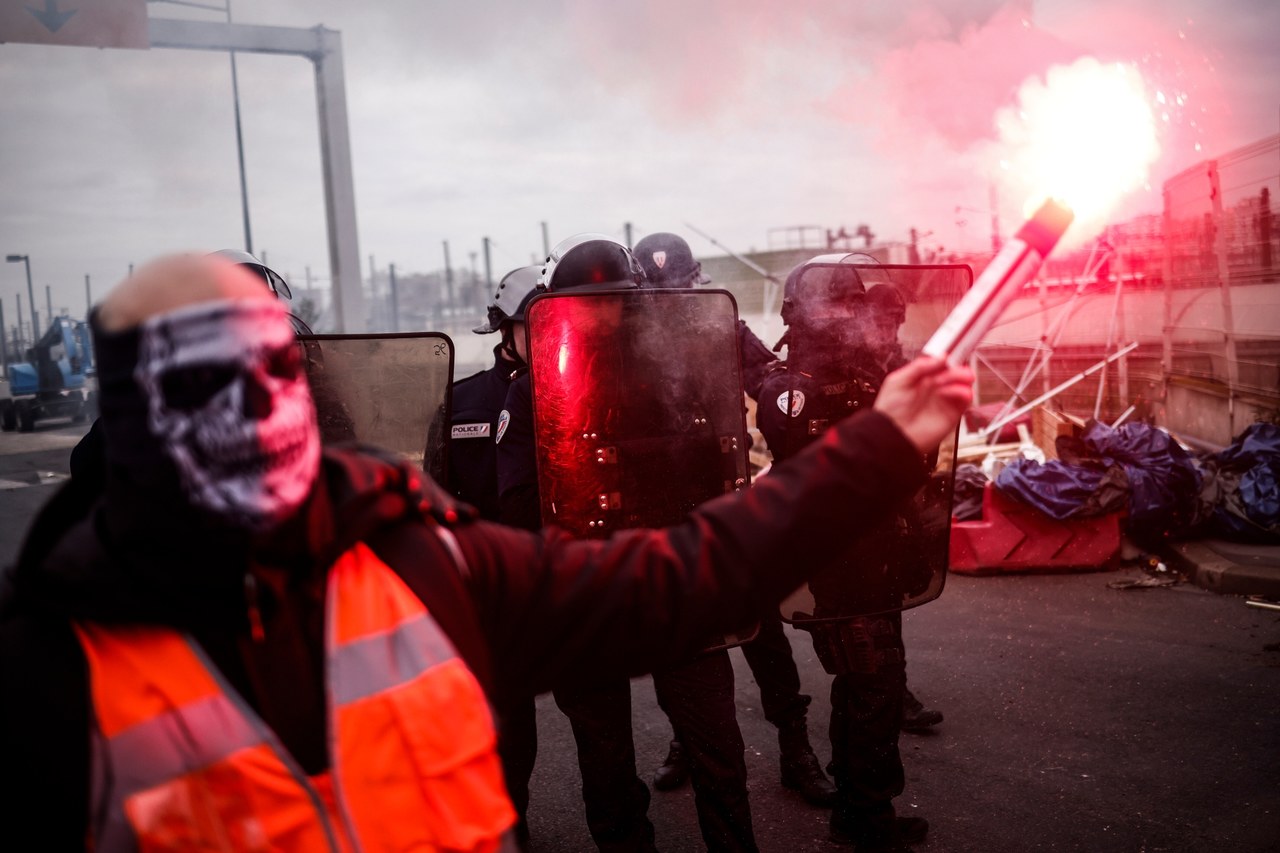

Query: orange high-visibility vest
<box><xmin>74</xmin><ymin>541</ymin><xmax>516</xmax><ymax>852</ymax></box>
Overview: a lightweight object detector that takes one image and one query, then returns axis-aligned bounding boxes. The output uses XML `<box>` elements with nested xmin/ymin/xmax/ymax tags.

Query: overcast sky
<box><xmin>1</xmin><ymin>0</ymin><xmax>1277</xmax><ymax>324</ymax></box>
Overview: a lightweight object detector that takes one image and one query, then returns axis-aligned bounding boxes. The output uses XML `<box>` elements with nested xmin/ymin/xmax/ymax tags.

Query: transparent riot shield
<box><xmin>775</xmin><ymin>264</ymin><xmax>971</xmax><ymax>623</ymax></box>
<box><xmin>297</xmin><ymin>333</ymin><xmax>453</xmax><ymax>483</ymax></box>
<box><xmin>526</xmin><ymin>288</ymin><xmax>755</xmax><ymax>650</ymax></box>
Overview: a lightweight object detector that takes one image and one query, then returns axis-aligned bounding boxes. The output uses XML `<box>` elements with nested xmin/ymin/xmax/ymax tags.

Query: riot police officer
<box><xmin>446</xmin><ymin>265</ymin><xmax>541</xmax><ymax>845</ymax></box>
<box><xmin>448</xmin><ymin>265</ymin><xmax>540</xmax><ymax>522</ymax></box>
<box><xmin>633</xmin><ymin>231</ymin><xmax>837</xmax><ymax>808</ymax></box>
<box><xmin>497</xmin><ymin>235</ymin><xmax>660</xmax><ymax>851</ymax></box>
<box><xmin>500</xmin><ymin>234</ymin><xmax>767</xmax><ymax>851</ymax></box>
<box><xmin>633</xmin><ymin>232</ymin><xmax>777</xmax><ymax>399</ymax></box>
<box><xmin>757</xmin><ymin>260</ymin><xmax>933</xmax><ymax>851</ymax></box>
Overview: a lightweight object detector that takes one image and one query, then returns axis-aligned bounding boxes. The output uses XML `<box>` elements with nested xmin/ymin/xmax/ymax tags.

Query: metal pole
<box><xmin>482</xmin><ymin>237</ymin><xmax>493</xmax><ymax>291</ymax></box>
<box><xmin>85</xmin><ymin>274</ymin><xmax>92</xmax><ymax>318</ymax></box>
<box><xmin>443</xmin><ymin>241</ymin><xmax>455</xmax><ymax>308</ymax></box>
<box><xmin>1208</xmin><ymin>161</ymin><xmax>1240</xmax><ymax>439</ymax></box>
<box><xmin>540</xmin><ymin>221</ymin><xmax>549</xmax><ymax>258</ymax></box>
<box><xmin>16</xmin><ymin>293</ymin><xmax>24</xmax><ymax>352</ymax></box>
<box><xmin>1094</xmin><ymin>268</ymin><xmax>1126</xmax><ymax>420</ymax></box>
<box><xmin>1160</xmin><ymin>185</ymin><xmax>1174</xmax><ymax>423</ymax></box>
<box><xmin>45</xmin><ymin>284</ymin><xmax>53</xmax><ymax>322</ymax></box>
<box><xmin>0</xmin><ymin>298</ymin><xmax>7</xmax><ymax>379</ymax></box>
<box><xmin>469</xmin><ymin>251</ymin><xmax>478</xmax><ymax>310</ymax></box>
<box><xmin>227</xmin><ymin>1</ymin><xmax>254</xmax><ymax>254</ymax></box>
<box><xmin>310</xmin><ymin>26</ymin><xmax>364</xmax><ymax>332</ymax></box>
<box><xmin>624</xmin><ymin>222</ymin><xmax>633</xmax><ymax>250</ymax></box>
<box><xmin>388</xmin><ymin>263</ymin><xmax>399</xmax><ymax>332</ymax></box>
<box><xmin>22</xmin><ymin>257</ymin><xmax>37</xmax><ymax>340</ymax></box>
<box><xmin>981</xmin><ymin>342</ymin><xmax>1141</xmax><ymax>439</ymax></box>
<box><xmin>368</xmin><ymin>254</ymin><xmax>378</xmax><ymax>330</ymax></box>
<box><xmin>145</xmin><ymin>18</ymin><xmax>366</xmax><ymax>331</ymax></box>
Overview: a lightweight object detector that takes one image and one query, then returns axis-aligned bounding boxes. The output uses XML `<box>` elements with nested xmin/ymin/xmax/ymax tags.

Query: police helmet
<box><xmin>780</xmin><ymin>253</ymin><xmax>867</xmax><ymax>328</ymax></box>
<box><xmin>633</xmin><ymin>232</ymin><xmax>710</xmax><ymax>288</ymax></box>
<box><xmin>210</xmin><ymin>249</ymin><xmax>292</xmax><ymax>300</ymax></box>
<box><xmin>539</xmin><ymin>234</ymin><xmax>644</xmax><ymax>292</ymax></box>
<box><xmin>474</xmin><ymin>265</ymin><xmax>542</xmax><ymax>334</ymax></box>
<box><xmin>865</xmin><ymin>283</ymin><xmax>906</xmax><ymax>325</ymax></box>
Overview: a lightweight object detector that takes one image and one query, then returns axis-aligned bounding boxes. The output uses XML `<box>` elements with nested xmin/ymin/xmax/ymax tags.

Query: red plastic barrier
<box><xmin>949</xmin><ymin>483</ymin><xmax>1122</xmax><ymax>574</ymax></box>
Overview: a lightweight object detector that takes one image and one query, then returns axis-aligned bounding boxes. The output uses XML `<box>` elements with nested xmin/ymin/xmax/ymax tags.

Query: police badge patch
<box><xmin>652</xmin><ymin>250</ymin><xmax>667</xmax><ymax>269</ymax></box>
<box><xmin>776</xmin><ymin>389</ymin><xmax>805</xmax><ymax>417</ymax></box>
<box><xmin>495</xmin><ymin>410</ymin><xmax>511</xmax><ymax>444</ymax></box>
<box><xmin>452</xmin><ymin>422</ymin><xmax>490</xmax><ymax>439</ymax></box>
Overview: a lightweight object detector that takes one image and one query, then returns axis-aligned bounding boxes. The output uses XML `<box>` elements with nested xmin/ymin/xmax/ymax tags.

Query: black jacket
<box><xmin>1</xmin><ymin>411</ymin><xmax>924</xmax><ymax>848</ymax></box>
<box><xmin>447</xmin><ymin>347</ymin><xmax>522</xmax><ymax>521</ymax></box>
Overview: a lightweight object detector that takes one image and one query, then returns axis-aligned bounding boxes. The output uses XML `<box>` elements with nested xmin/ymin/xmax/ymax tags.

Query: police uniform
<box><xmin>445</xmin><ymin>344</ymin><xmax>539</xmax><ymax>845</ymax></box>
<box><xmin>737</xmin><ymin>320</ymin><xmax>777</xmax><ymax>401</ymax></box>
<box><xmin>447</xmin><ymin>345</ymin><xmax>523</xmax><ymax>523</ymax></box>
<box><xmin>757</xmin><ymin>346</ymin><xmax>924</xmax><ymax>848</ymax></box>
<box><xmin>498</xmin><ymin>368</ymin><xmax>660</xmax><ymax>851</ymax></box>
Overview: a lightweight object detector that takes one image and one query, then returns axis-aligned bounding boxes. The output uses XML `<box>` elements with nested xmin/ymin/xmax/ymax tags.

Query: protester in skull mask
<box><xmin>0</xmin><ymin>252</ymin><xmax>971</xmax><ymax>850</ymax></box>
<box><xmin>15</xmin><ymin>249</ymin><xmax>309</xmax><ymax>575</ymax></box>
<box><xmin>634</xmin><ymin>231</ymin><xmax>837</xmax><ymax>809</ymax></box>
<box><xmin>758</xmin><ymin>266</ymin><xmax>943</xmax><ymax>851</ymax></box>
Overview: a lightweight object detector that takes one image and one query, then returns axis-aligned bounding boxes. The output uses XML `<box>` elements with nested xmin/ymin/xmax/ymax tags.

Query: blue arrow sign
<box><xmin>25</xmin><ymin>0</ymin><xmax>77</xmax><ymax>33</ymax></box>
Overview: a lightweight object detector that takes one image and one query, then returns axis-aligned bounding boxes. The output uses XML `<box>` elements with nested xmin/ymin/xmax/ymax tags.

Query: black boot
<box><xmin>778</xmin><ymin>721</ymin><xmax>837</xmax><ymax>807</ymax></box>
<box><xmin>830</xmin><ymin>815</ymin><xmax>929</xmax><ymax>851</ymax></box>
<box><xmin>901</xmin><ymin>687</ymin><xmax>943</xmax><ymax>732</ymax></box>
<box><xmin>652</xmin><ymin>739</ymin><xmax>690</xmax><ymax>791</ymax></box>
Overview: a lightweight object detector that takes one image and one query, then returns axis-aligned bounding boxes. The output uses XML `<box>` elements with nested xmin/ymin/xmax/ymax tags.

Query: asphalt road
<box><xmin>524</xmin><ymin>573</ymin><xmax>1280</xmax><ymax>852</ymax></box>
<box><xmin>2</xmin><ymin>423</ymin><xmax>1278</xmax><ymax>852</ymax></box>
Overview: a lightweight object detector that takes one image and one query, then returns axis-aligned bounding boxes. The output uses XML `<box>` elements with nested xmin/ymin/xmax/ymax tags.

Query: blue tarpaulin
<box><xmin>995</xmin><ymin>421</ymin><xmax>1200</xmax><ymax>543</ymax></box>
<box><xmin>1199</xmin><ymin>423</ymin><xmax>1280</xmax><ymax>542</ymax></box>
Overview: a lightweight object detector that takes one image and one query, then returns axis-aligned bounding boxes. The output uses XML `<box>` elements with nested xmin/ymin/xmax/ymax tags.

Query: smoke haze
<box><xmin>1</xmin><ymin>1</ymin><xmax>1275</xmax><ymax>317</ymax></box>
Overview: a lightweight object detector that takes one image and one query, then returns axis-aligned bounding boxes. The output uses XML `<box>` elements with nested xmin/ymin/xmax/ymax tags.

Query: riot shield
<box><xmin>526</xmin><ymin>288</ymin><xmax>755</xmax><ymax>650</ymax></box>
<box><xmin>297</xmin><ymin>332</ymin><xmax>453</xmax><ymax>483</ymax></box>
<box><xmin>775</xmin><ymin>264</ymin><xmax>971</xmax><ymax>623</ymax></box>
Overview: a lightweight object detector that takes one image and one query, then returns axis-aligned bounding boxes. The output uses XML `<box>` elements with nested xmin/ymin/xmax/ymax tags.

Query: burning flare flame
<box><xmin>996</xmin><ymin>57</ymin><xmax>1160</xmax><ymax>232</ymax></box>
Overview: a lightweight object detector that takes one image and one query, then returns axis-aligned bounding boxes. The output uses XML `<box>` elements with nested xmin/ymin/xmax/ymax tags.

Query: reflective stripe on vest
<box><xmin>75</xmin><ymin>541</ymin><xmax>516</xmax><ymax>852</ymax></box>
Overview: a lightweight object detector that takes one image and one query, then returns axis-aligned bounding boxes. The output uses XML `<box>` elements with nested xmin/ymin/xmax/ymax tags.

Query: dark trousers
<box><xmin>739</xmin><ymin>611</ymin><xmax>811</xmax><ymax>728</ymax></box>
<box><xmin>819</xmin><ymin>613</ymin><xmax>907</xmax><ymax>832</ymax></box>
<box><xmin>653</xmin><ymin>651</ymin><xmax>758</xmax><ymax>852</ymax></box>
<box><xmin>495</xmin><ymin>694</ymin><xmax>539</xmax><ymax>847</ymax></box>
<box><xmin>554</xmin><ymin>677</ymin><xmax>656</xmax><ymax>852</ymax></box>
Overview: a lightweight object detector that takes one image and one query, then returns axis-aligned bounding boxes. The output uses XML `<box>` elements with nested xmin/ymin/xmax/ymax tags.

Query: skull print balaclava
<box><xmin>126</xmin><ymin>298</ymin><xmax>321</xmax><ymax>530</ymax></box>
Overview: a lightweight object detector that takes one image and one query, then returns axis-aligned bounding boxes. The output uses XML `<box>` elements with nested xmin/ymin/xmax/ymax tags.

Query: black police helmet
<box><xmin>539</xmin><ymin>234</ymin><xmax>644</xmax><ymax>292</ymax></box>
<box><xmin>633</xmin><ymin>232</ymin><xmax>710</xmax><ymax>288</ymax></box>
<box><xmin>864</xmin><ymin>283</ymin><xmax>906</xmax><ymax>324</ymax></box>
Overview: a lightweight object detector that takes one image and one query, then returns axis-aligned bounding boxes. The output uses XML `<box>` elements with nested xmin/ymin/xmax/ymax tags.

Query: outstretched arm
<box><xmin>461</xmin><ymin>357</ymin><xmax>973</xmax><ymax>696</ymax></box>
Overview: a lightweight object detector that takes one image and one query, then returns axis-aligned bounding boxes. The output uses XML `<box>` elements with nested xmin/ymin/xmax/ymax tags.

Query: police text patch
<box><xmin>452</xmin><ymin>422</ymin><xmax>491</xmax><ymax>439</ymax></box>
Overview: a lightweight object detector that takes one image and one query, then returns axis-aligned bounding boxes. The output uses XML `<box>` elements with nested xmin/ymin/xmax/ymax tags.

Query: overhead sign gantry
<box><xmin>0</xmin><ymin>1</ymin><xmax>366</xmax><ymax>332</ymax></box>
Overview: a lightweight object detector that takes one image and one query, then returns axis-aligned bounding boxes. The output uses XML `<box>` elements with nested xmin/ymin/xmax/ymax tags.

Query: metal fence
<box><xmin>1160</xmin><ymin>134</ymin><xmax>1280</xmax><ymax>445</ymax></box>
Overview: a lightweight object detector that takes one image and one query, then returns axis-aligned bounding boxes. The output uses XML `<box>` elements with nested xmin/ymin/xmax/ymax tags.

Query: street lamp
<box><xmin>5</xmin><ymin>254</ymin><xmax>37</xmax><ymax>339</ymax></box>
